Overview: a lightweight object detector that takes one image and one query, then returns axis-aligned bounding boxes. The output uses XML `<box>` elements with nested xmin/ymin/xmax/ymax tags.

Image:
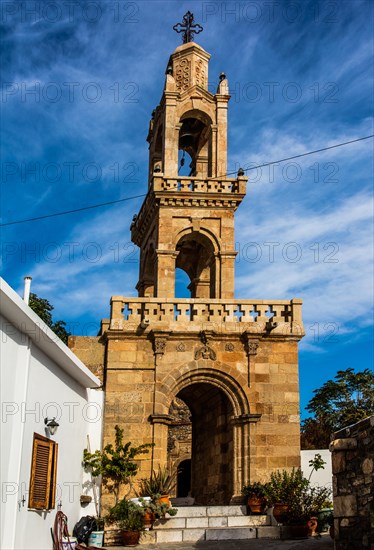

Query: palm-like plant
<box><xmin>137</xmin><ymin>466</ymin><xmax>177</xmax><ymax>497</ymax></box>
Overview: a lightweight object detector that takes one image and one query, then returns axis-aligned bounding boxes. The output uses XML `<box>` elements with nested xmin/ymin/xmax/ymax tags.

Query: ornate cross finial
<box><xmin>173</xmin><ymin>11</ymin><xmax>203</xmax><ymax>44</ymax></box>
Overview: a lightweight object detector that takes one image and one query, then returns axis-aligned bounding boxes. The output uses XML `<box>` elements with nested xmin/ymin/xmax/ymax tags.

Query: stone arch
<box><xmin>173</xmin><ymin>225</ymin><xmax>220</xmax><ymax>251</ymax></box>
<box><xmin>161</xmin><ymin>364</ymin><xmax>250</xmax><ymax>418</ymax></box>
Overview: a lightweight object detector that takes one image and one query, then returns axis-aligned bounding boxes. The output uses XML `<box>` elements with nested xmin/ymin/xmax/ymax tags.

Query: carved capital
<box><xmin>242</xmin><ymin>332</ymin><xmax>259</xmax><ymax>356</ymax></box>
<box><xmin>150</xmin><ymin>331</ymin><xmax>170</xmax><ymax>356</ymax></box>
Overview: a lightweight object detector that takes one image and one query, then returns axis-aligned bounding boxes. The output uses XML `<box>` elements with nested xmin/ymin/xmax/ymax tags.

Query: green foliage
<box><xmin>286</xmin><ymin>485</ymin><xmax>332</xmax><ymax>524</ymax></box>
<box><xmin>242</xmin><ymin>482</ymin><xmax>268</xmax><ymax>499</ymax></box>
<box><xmin>264</xmin><ymin>468</ymin><xmax>309</xmax><ymax>506</ymax></box>
<box><xmin>308</xmin><ymin>453</ymin><xmax>326</xmax><ymax>481</ymax></box>
<box><xmin>110</xmin><ymin>500</ymin><xmax>144</xmax><ymax>532</ymax></box>
<box><xmin>301</xmin><ymin>368</ymin><xmax>374</xmax><ymax>449</ymax></box>
<box><xmin>137</xmin><ymin>465</ymin><xmax>177</xmax><ymax>497</ymax></box>
<box><xmin>83</xmin><ymin>425</ymin><xmax>153</xmax><ymax>505</ymax></box>
<box><xmin>138</xmin><ymin>497</ymin><xmax>178</xmax><ymax>518</ymax></box>
<box><xmin>29</xmin><ymin>292</ymin><xmax>71</xmax><ymax>344</ymax></box>
<box><xmin>300</xmin><ymin>417</ymin><xmax>333</xmax><ymax>450</ymax></box>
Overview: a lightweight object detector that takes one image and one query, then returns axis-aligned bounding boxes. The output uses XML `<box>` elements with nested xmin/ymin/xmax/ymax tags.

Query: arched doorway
<box><xmin>167</xmin><ymin>382</ymin><xmax>235</xmax><ymax>505</ymax></box>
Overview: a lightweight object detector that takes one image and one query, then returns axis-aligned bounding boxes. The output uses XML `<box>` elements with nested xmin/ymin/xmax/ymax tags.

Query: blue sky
<box><xmin>1</xmin><ymin>0</ymin><xmax>373</xmax><ymax>419</ymax></box>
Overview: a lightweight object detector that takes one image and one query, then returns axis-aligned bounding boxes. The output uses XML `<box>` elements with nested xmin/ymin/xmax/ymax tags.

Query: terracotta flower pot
<box><xmin>307</xmin><ymin>516</ymin><xmax>318</xmax><ymax>536</ymax></box>
<box><xmin>158</xmin><ymin>495</ymin><xmax>171</xmax><ymax>507</ymax></box>
<box><xmin>143</xmin><ymin>511</ymin><xmax>156</xmax><ymax>529</ymax></box>
<box><xmin>272</xmin><ymin>503</ymin><xmax>289</xmax><ymax>523</ymax></box>
<box><xmin>247</xmin><ymin>495</ymin><xmax>267</xmax><ymax>514</ymax></box>
<box><xmin>121</xmin><ymin>529</ymin><xmax>141</xmax><ymax>547</ymax></box>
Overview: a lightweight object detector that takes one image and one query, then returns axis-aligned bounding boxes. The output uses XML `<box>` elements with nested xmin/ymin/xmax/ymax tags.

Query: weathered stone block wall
<box><xmin>69</xmin><ymin>335</ymin><xmax>105</xmax><ymax>383</ymax></box>
<box><xmin>70</xmin><ymin>332</ymin><xmax>301</xmax><ymax>505</ymax></box>
<box><xmin>330</xmin><ymin>415</ymin><xmax>374</xmax><ymax>550</ymax></box>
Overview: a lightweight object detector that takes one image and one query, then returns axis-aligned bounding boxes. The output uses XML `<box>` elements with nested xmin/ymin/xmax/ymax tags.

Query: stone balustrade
<box><xmin>108</xmin><ymin>297</ymin><xmax>304</xmax><ymax>335</ymax></box>
<box><xmin>152</xmin><ymin>175</ymin><xmax>246</xmax><ymax>194</ymax></box>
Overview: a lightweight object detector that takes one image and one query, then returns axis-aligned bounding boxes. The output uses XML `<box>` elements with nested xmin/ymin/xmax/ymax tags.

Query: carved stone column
<box><xmin>149</xmin><ymin>331</ymin><xmax>170</xmax><ymax>469</ymax></box>
<box><xmin>230</xmin><ymin>413</ymin><xmax>262</xmax><ymax>502</ymax></box>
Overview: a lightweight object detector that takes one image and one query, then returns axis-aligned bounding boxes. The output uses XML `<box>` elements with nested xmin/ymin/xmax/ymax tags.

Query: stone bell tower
<box><xmin>133</xmin><ymin>39</ymin><xmax>245</xmax><ymax>301</ymax></box>
<box><xmin>70</xmin><ymin>15</ymin><xmax>305</xmax><ymax>507</ymax></box>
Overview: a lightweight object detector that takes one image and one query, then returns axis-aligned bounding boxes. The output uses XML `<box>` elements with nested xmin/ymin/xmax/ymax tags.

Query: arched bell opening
<box><xmin>175</xmin><ymin>231</ymin><xmax>216</xmax><ymax>298</ymax></box>
<box><xmin>179</xmin><ymin>111</ymin><xmax>212</xmax><ymax>178</ymax></box>
<box><xmin>175</xmin><ymin>383</ymin><xmax>234</xmax><ymax>505</ymax></box>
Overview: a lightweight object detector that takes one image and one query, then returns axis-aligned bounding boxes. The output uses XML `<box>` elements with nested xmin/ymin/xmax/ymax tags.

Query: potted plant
<box><xmin>317</xmin><ymin>500</ymin><xmax>333</xmax><ymax>533</ymax></box>
<box><xmin>264</xmin><ymin>468</ymin><xmax>309</xmax><ymax>523</ymax></box>
<box><xmin>116</xmin><ymin>500</ymin><xmax>145</xmax><ymax>547</ymax></box>
<box><xmin>242</xmin><ymin>482</ymin><xmax>268</xmax><ymax>514</ymax></box>
<box><xmin>137</xmin><ymin>465</ymin><xmax>177</xmax><ymax>506</ymax></box>
<box><xmin>283</xmin><ymin>484</ymin><xmax>331</xmax><ymax>539</ymax></box>
<box><xmin>83</xmin><ymin>425</ymin><xmax>153</xmax><ymax>545</ymax></box>
<box><xmin>137</xmin><ymin>496</ymin><xmax>178</xmax><ymax>529</ymax></box>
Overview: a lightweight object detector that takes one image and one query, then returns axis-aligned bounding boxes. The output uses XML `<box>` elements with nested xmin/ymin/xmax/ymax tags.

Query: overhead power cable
<box><xmin>1</xmin><ymin>134</ymin><xmax>373</xmax><ymax>228</ymax></box>
<box><xmin>224</xmin><ymin>135</ymin><xmax>374</xmax><ymax>178</ymax></box>
<box><xmin>1</xmin><ymin>194</ymin><xmax>147</xmax><ymax>227</ymax></box>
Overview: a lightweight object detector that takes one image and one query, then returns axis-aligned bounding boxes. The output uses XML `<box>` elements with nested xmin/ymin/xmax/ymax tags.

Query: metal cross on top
<box><xmin>173</xmin><ymin>11</ymin><xmax>203</xmax><ymax>44</ymax></box>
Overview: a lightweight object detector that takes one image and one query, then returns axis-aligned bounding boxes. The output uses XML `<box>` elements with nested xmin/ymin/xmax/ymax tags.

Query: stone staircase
<box><xmin>139</xmin><ymin>505</ymin><xmax>280</xmax><ymax>544</ymax></box>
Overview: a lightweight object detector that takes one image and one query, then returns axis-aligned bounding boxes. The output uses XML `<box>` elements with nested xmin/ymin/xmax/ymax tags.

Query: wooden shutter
<box><xmin>28</xmin><ymin>433</ymin><xmax>58</xmax><ymax>509</ymax></box>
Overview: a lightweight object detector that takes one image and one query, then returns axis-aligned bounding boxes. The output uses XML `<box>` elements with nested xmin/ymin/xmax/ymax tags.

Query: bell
<box><xmin>179</xmin><ymin>128</ymin><xmax>195</xmax><ymax>151</ymax></box>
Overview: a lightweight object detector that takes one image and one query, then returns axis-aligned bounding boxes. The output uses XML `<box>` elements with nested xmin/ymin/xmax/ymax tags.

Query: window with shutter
<box><xmin>28</xmin><ymin>433</ymin><xmax>58</xmax><ymax>510</ymax></box>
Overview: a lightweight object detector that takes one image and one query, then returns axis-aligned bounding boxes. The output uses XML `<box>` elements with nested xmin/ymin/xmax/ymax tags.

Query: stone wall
<box><xmin>330</xmin><ymin>415</ymin><xmax>374</xmax><ymax>549</ymax></box>
<box><xmin>70</xmin><ymin>330</ymin><xmax>302</xmax><ymax>506</ymax></box>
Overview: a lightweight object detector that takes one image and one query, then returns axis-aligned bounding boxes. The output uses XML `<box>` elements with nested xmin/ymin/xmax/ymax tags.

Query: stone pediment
<box><xmin>178</xmin><ymin>85</ymin><xmax>215</xmax><ymax>103</ymax></box>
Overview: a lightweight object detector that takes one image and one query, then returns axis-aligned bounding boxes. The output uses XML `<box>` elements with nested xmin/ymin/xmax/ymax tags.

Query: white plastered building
<box><xmin>1</xmin><ymin>277</ymin><xmax>102</xmax><ymax>550</ymax></box>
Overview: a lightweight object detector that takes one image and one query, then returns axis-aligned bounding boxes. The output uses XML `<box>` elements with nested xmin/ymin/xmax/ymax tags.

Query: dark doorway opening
<box><xmin>177</xmin><ymin>459</ymin><xmax>191</xmax><ymax>497</ymax></box>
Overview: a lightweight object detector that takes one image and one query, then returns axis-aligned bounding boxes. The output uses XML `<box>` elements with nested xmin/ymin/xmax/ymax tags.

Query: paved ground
<box><xmin>108</xmin><ymin>534</ymin><xmax>333</xmax><ymax>550</ymax></box>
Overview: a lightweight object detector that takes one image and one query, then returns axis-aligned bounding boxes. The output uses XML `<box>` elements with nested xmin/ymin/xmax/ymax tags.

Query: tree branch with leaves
<box><xmin>301</xmin><ymin>368</ymin><xmax>374</xmax><ymax>449</ymax></box>
<box><xmin>83</xmin><ymin>425</ymin><xmax>153</xmax><ymax>505</ymax></box>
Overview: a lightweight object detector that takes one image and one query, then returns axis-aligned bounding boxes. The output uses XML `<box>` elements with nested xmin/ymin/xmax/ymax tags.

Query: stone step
<box><xmin>140</xmin><ymin>525</ymin><xmax>280</xmax><ymax>544</ymax></box>
<box><xmin>169</xmin><ymin>505</ymin><xmax>248</xmax><ymax>517</ymax></box>
<box><xmin>154</xmin><ymin>515</ymin><xmax>270</xmax><ymax>529</ymax></box>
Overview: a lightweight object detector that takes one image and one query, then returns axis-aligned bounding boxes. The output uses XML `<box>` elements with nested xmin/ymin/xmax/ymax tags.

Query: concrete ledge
<box><xmin>176</xmin><ymin>507</ymin><xmax>208</xmax><ymax>517</ymax></box>
<box><xmin>206</xmin><ymin>505</ymin><xmax>247</xmax><ymax>516</ymax></box>
<box><xmin>182</xmin><ymin>528</ymin><xmax>206</xmax><ymax>542</ymax></box>
<box><xmin>256</xmin><ymin>526</ymin><xmax>281</xmax><ymax>539</ymax></box>
<box><xmin>228</xmin><ymin>516</ymin><xmax>269</xmax><ymax>527</ymax></box>
<box><xmin>155</xmin><ymin>530</ymin><xmax>183</xmax><ymax>543</ymax></box>
<box><xmin>186</xmin><ymin>517</ymin><xmax>209</xmax><ymax>528</ymax></box>
<box><xmin>205</xmin><ymin>527</ymin><xmax>257</xmax><ymax>540</ymax></box>
<box><xmin>208</xmin><ymin>517</ymin><xmax>228</xmax><ymax>527</ymax></box>
<box><xmin>154</xmin><ymin>517</ymin><xmax>186</xmax><ymax>529</ymax></box>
